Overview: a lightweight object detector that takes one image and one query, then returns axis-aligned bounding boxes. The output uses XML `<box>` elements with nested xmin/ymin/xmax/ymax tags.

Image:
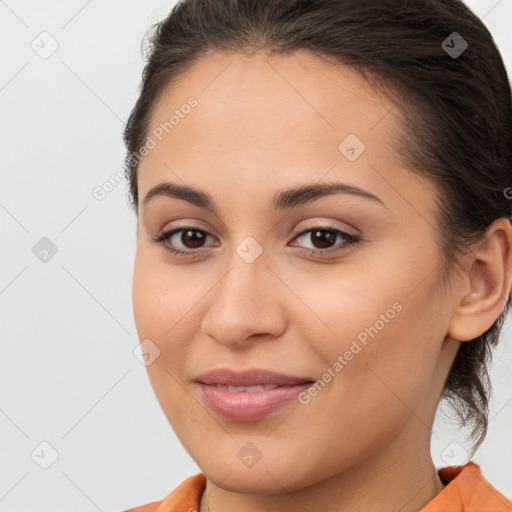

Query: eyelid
<box><xmin>293</xmin><ymin>217</ymin><xmax>360</xmax><ymax>237</ymax></box>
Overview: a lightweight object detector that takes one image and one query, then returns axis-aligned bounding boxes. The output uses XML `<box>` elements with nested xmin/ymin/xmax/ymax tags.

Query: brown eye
<box><xmin>152</xmin><ymin>225</ymin><xmax>361</xmax><ymax>259</ymax></box>
<box><xmin>292</xmin><ymin>226</ymin><xmax>361</xmax><ymax>256</ymax></box>
<box><xmin>180</xmin><ymin>229</ymin><xmax>207</xmax><ymax>249</ymax></box>
<box><xmin>151</xmin><ymin>226</ymin><xmax>215</xmax><ymax>257</ymax></box>
<box><xmin>309</xmin><ymin>229</ymin><xmax>338</xmax><ymax>249</ymax></box>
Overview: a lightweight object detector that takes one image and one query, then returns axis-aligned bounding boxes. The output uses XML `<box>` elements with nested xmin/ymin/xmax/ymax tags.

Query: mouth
<box><xmin>194</xmin><ymin>367</ymin><xmax>315</xmax><ymax>421</ymax></box>
<box><xmin>194</xmin><ymin>367</ymin><xmax>315</xmax><ymax>387</ymax></box>
<box><xmin>207</xmin><ymin>384</ymin><xmax>283</xmax><ymax>392</ymax></box>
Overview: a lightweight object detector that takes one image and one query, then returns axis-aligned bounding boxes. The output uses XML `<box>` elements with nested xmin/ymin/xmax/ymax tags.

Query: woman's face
<box><xmin>132</xmin><ymin>50</ymin><xmax>460</xmax><ymax>492</ymax></box>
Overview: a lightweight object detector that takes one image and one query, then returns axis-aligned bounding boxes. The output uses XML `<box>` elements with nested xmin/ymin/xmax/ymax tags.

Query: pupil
<box><xmin>312</xmin><ymin>230</ymin><xmax>336</xmax><ymax>248</ymax></box>
<box><xmin>183</xmin><ymin>230</ymin><xmax>204</xmax><ymax>248</ymax></box>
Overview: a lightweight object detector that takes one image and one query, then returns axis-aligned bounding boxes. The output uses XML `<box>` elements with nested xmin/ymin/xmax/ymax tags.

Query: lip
<box><xmin>194</xmin><ymin>368</ymin><xmax>315</xmax><ymax>421</ymax></box>
<box><xmin>194</xmin><ymin>368</ymin><xmax>314</xmax><ymax>386</ymax></box>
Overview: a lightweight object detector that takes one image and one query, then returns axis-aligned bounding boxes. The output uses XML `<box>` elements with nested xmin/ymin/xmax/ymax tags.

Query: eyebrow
<box><xmin>142</xmin><ymin>180</ymin><xmax>386</xmax><ymax>212</ymax></box>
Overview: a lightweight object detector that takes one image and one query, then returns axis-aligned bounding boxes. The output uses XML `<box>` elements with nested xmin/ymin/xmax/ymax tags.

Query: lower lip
<box><xmin>197</xmin><ymin>383</ymin><xmax>312</xmax><ymax>421</ymax></box>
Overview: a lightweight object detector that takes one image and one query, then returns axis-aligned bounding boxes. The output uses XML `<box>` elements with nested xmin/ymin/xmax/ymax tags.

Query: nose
<box><xmin>200</xmin><ymin>244</ymin><xmax>287</xmax><ymax>349</ymax></box>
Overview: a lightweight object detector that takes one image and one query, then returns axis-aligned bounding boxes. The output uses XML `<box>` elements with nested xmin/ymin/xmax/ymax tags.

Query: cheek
<box><xmin>131</xmin><ymin>248</ymin><xmax>204</xmax><ymax>340</ymax></box>
<box><xmin>285</xmin><ymin>272</ymin><xmax>443</xmax><ymax>473</ymax></box>
<box><xmin>131</xmin><ymin>253</ymin><xmax>194</xmax><ymax>422</ymax></box>
<box><xmin>287</xmin><ymin>250</ymin><xmax>444</xmax><ymax>412</ymax></box>
<box><xmin>131</xmin><ymin>249</ymin><xmax>212</xmax><ymax>399</ymax></box>
<box><xmin>132</xmin><ymin>248</ymin><xmax>157</xmax><ymax>335</ymax></box>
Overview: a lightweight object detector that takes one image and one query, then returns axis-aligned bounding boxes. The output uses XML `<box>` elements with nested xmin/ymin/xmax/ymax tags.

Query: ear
<box><xmin>448</xmin><ymin>217</ymin><xmax>512</xmax><ymax>342</ymax></box>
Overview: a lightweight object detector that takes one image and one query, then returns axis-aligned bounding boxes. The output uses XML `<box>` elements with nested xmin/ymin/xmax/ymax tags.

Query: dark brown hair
<box><xmin>123</xmin><ymin>0</ymin><xmax>512</xmax><ymax>454</ymax></box>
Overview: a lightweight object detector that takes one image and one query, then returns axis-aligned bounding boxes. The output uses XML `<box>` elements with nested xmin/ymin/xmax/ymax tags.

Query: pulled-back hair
<box><xmin>123</xmin><ymin>0</ymin><xmax>512</xmax><ymax>454</ymax></box>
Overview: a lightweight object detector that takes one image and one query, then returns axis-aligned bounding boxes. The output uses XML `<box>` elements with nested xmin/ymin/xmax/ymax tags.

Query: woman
<box><xmin>122</xmin><ymin>0</ymin><xmax>512</xmax><ymax>510</ymax></box>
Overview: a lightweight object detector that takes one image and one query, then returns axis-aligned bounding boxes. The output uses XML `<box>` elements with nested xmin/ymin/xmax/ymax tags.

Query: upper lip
<box><xmin>194</xmin><ymin>368</ymin><xmax>315</xmax><ymax>386</ymax></box>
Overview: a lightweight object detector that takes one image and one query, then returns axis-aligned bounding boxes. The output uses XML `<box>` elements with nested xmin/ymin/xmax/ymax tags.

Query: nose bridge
<box><xmin>218</xmin><ymin>230</ymin><xmax>270</xmax><ymax>303</ymax></box>
<box><xmin>214</xmin><ymin>237</ymin><xmax>270</xmax><ymax>317</ymax></box>
<box><xmin>201</xmin><ymin>234</ymin><xmax>285</xmax><ymax>346</ymax></box>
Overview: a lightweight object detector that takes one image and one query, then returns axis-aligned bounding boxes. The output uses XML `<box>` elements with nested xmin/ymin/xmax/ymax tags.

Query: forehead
<box><xmin>145</xmin><ymin>48</ymin><xmax>396</xmax><ymax>147</ymax></box>
<box><xmin>137</xmin><ymin>49</ymin><xmax>429</xmax><ymax>220</ymax></box>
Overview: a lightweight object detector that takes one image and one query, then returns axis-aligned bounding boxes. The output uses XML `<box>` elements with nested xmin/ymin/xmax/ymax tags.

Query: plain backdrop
<box><xmin>1</xmin><ymin>1</ymin><xmax>511</xmax><ymax>511</ymax></box>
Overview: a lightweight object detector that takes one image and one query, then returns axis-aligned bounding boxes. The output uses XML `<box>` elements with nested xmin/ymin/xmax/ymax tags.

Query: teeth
<box><xmin>214</xmin><ymin>384</ymin><xmax>279</xmax><ymax>392</ymax></box>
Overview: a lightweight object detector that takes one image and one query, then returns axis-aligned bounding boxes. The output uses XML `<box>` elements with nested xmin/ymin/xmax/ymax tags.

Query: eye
<box><xmin>151</xmin><ymin>225</ymin><xmax>361</xmax><ymax>258</ymax></box>
<box><xmin>151</xmin><ymin>227</ymin><xmax>216</xmax><ymax>257</ymax></box>
<box><xmin>291</xmin><ymin>226</ymin><xmax>361</xmax><ymax>256</ymax></box>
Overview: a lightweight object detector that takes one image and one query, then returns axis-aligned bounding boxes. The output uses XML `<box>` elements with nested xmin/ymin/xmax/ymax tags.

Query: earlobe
<box><xmin>448</xmin><ymin>218</ymin><xmax>512</xmax><ymax>342</ymax></box>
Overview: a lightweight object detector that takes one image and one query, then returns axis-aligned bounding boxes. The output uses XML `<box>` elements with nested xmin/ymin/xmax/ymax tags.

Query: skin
<box><xmin>132</xmin><ymin>49</ymin><xmax>512</xmax><ymax>512</ymax></box>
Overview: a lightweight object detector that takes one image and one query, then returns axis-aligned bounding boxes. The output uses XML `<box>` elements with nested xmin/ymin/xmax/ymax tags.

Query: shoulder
<box><xmin>422</xmin><ymin>461</ymin><xmax>512</xmax><ymax>511</ymax></box>
<box><xmin>122</xmin><ymin>472</ymin><xmax>207</xmax><ymax>512</ymax></box>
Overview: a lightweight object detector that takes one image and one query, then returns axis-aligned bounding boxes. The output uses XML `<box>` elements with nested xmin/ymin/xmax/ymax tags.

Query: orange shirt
<box><xmin>123</xmin><ymin>461</ymin><xmax>512</xmax><ymax>512</ymax></box>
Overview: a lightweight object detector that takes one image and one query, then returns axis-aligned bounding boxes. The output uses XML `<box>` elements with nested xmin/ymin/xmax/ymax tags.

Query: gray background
<box><xmin>1</xmin><ymin>1</ymin><xmax>511</xmax><ymax>511</ymax></box>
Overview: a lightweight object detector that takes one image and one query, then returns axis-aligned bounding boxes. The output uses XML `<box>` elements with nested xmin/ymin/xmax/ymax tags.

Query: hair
<box><xmin>123</xmin><ymin>0</ymin><xmax>512</xmax><ymax>454</ymax></box>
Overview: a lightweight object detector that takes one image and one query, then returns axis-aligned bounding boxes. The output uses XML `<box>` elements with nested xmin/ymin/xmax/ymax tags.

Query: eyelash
<box><xmin>151</xmin><ymin>225</ymin><xmax>361</xmax><ymax>259</ymax></box>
